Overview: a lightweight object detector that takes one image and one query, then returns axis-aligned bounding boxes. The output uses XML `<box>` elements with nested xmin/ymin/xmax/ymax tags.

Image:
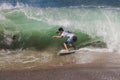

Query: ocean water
<box><xmin>0</xmin><ymin>0</ymin><xmax>120</xmax><ymax>70</ymax></box>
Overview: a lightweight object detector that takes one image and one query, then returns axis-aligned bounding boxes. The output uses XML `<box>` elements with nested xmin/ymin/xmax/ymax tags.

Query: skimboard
<box><xmin>57</xmin><ymin>49</ymin><xmax>76</xmax><ymax>55</ymax></box>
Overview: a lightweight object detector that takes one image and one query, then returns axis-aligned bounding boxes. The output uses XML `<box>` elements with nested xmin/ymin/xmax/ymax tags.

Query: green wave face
<box><xmin>0</xmin><ymin>8</ymin><xmax>91</xmax><ymax>50</ymax></box>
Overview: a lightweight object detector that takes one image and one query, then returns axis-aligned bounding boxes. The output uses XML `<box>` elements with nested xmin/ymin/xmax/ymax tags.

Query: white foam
<box><xmin>74</xmin><ymin>53</ymin><xmax>96</xmax><ymax>64</ymax></box>
<box><xmin>0</xmin><ymin>14</ymin><xmax>6</xmax><ymax>20</ymax></box>
<box><xmin>39</xmin><ymin>52</ymin><xmax>53</xmax><ymax>63</ymax></box>
<box><xmin>21</xmin><ymin>56</ymin><xmax>39</xmax><ymax>63</ymax></box>
<box><xmin>0</xmin><ymin>2</ymin><xmax>26</xmax><ymax>10</ymax></box>
<box><xmin>78</xmin><ymin>48</ymin><xmax>114</xmax><ymax>53</ymax></box>
<box><xmin>0</xmin><ymin>3</ymin><xmax>14</xmax><ymax>10</ymax></box>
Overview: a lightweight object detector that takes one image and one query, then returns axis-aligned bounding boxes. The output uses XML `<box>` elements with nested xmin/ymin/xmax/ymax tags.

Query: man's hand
<box><xmin>52</xmin><ymin>36</ymin><xmax>56</xmax><ymax>38</ymax></box>
<box><xmin>52</xmin><ymin>36</ymin><xmax>63</xmax><ymax>38</ymax></box>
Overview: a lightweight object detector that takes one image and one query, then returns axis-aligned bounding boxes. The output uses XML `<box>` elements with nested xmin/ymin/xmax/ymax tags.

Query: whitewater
<box><xmin>0</xmin><ymin>2</ymin><xmax>120</xmax><ymax>70</ymax></box>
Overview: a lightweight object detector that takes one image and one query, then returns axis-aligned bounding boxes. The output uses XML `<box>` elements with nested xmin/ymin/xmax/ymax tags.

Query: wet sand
<box><xmin>0</xmin><ymin>65</ymin><xmax>120</xmax><ymax>80</ymax></box>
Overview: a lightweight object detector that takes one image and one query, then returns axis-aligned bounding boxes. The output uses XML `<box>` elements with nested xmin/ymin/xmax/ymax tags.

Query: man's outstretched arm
<box><xmin>52</xmin><ymin>36</ymin><xmax>63</xmax><ymax>38</ymax></box>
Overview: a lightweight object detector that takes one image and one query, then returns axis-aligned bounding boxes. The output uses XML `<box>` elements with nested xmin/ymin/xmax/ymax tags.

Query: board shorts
<box><xmin>65</xmin><ymin>36</ymin><xmax>77</xmax><ymax>45</ymax></box>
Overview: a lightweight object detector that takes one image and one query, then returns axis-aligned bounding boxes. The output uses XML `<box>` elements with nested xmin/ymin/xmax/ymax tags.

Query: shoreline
<box><xmin>0</xmin><ymin>64</ymin><xmax>120</xmax><ymax>80</ymax></box>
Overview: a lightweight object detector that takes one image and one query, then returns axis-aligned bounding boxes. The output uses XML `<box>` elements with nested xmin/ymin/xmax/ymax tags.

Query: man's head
<box><xmin>56</xmin><ymin>27</ymin><xmax>64</xmax><ymax>33</ymax></box>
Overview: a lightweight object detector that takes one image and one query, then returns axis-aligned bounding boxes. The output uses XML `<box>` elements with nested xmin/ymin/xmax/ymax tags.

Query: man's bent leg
<box><xmin>63</xmin><ymin>43</ymin><xmax>69</xmax><ymax>52</ymax></box>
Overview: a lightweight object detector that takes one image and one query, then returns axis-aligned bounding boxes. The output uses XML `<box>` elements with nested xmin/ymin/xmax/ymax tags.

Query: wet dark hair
<box><xmin>58</xmin><ymin>27</ymin><xmax>64</xmax><ymax>31</ymax></box>
<box><xmin>56</xmin><ymin>27</ymin><xmax>64</xmax><ymax>33</ymax></box>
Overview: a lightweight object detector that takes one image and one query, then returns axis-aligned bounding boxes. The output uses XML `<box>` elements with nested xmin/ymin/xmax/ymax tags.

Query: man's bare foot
<box><xmin>66</xmin><ymin>49</ymin><xmax>69</xmax><ymax>52</ymax></box>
